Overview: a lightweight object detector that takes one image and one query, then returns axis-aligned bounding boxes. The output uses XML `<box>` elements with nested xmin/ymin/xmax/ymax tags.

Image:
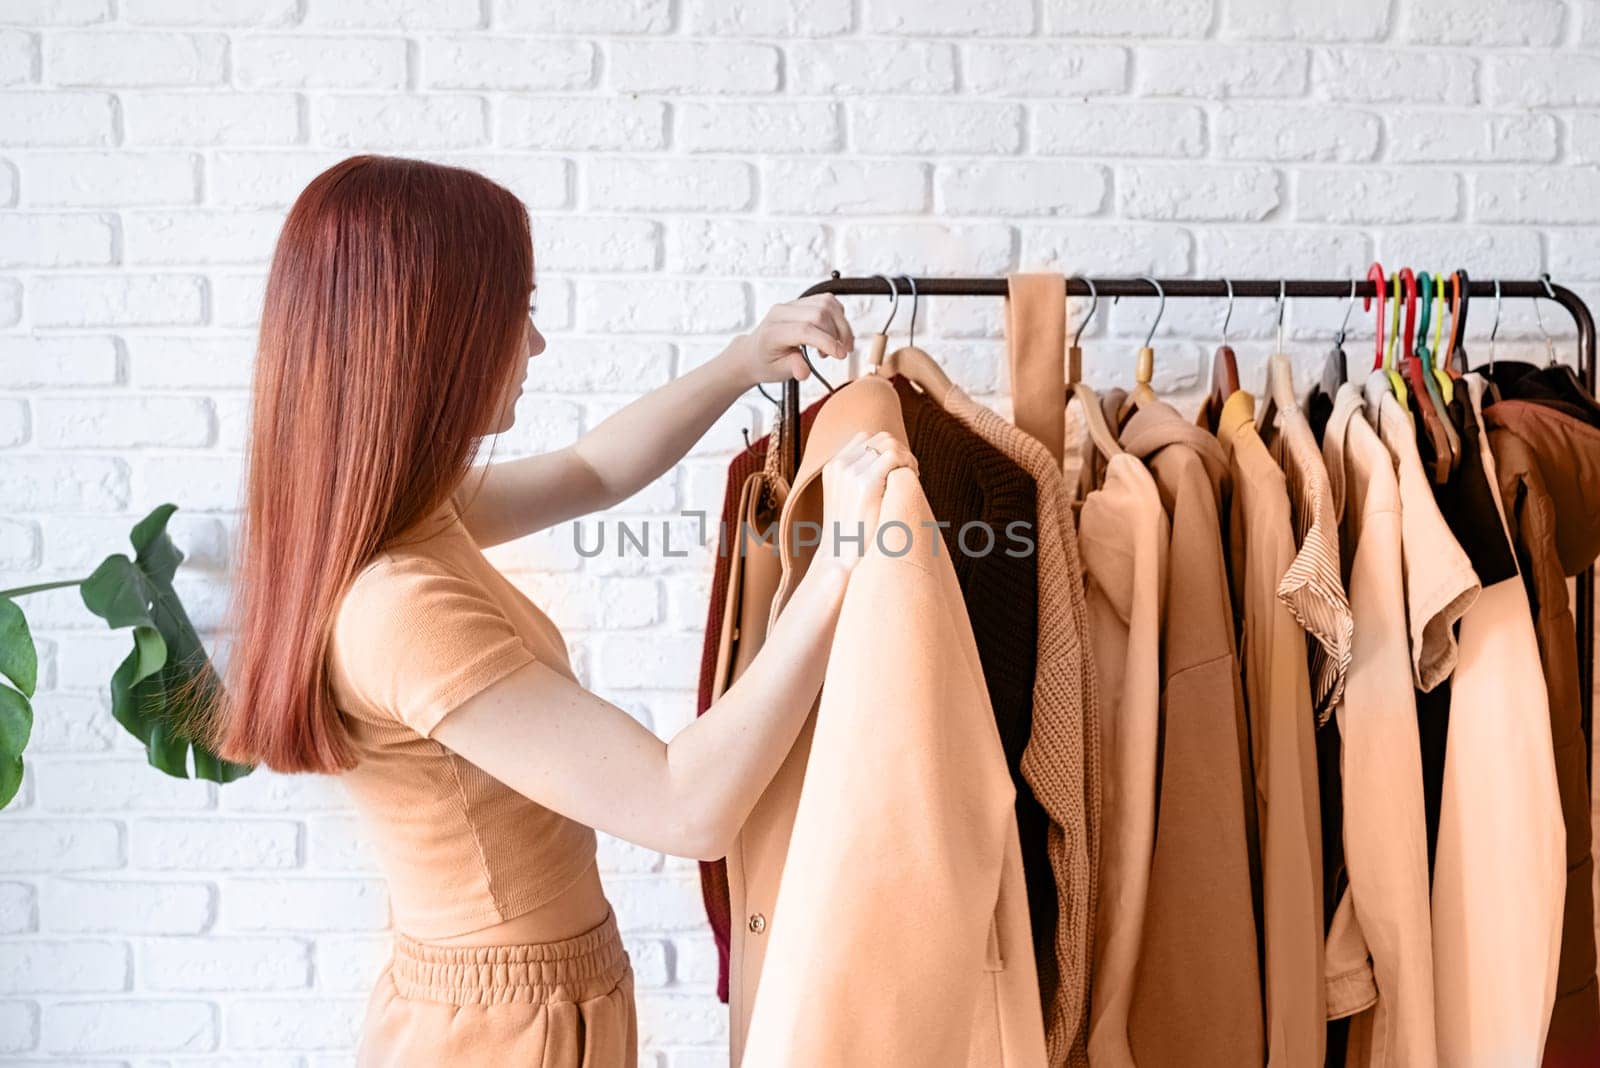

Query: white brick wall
<box><xmin>2</xmin><ymin>2</ymin><xmax>1599</xmax><ymax>1065</ymax></box>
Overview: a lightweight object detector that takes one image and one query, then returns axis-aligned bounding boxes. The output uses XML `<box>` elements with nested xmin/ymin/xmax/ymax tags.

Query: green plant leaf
<box><xmin>130</xmin><ymin>503</ymin><xmax>182</xmax><ymax>586</ymax></box>
<box><xmin>81</xmin><ymin>555</ymin><xmax>157</xmax><ymax>631</ymax></box>
<box><xmin>192</xmin><ymin>744</ymin><xmax>253</xmax><ymax>784</ymax></box>
<box><xmin>0</xmin><ymin>685</ymin><xmax>30</xmax><ymax>755</ymax></box>
<box><xmin>0</xmin><ymin>753</ymin><xmax>20</xmax><ymax>809</ymax></box>
<box><xmin>0</xmin><ymin>600</ymin><xmax>35</xmax><ymax>811</ymax></box>
<box><xmin>82</xmin><ymin>504</ymin><xmax>253</xmax><ymax>786</ymax></box>
<box><xmin>0</xmin><ymin>597</ymin><xmax>36</xmax><ymax>699</ymax></box>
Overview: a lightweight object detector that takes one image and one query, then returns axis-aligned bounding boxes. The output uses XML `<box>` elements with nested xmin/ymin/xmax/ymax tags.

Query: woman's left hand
<box><xmin>733</xmin><ymin>294</ymin><xmax>856</xmax><ymax>385</ymax></box>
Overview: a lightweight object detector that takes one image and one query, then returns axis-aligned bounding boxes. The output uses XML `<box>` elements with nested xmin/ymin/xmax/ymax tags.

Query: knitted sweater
<box><xmin>942</xmin><ymin>383</ymin><xmax>1101</xmax><ymax>1068</ymax></box>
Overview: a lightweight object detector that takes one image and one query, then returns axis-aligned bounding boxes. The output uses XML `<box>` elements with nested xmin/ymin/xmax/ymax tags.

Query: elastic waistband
<box><xmin>389</xmin><ymin>909</ymin><xmax>629</xmax><ymax>1006</ymax></box>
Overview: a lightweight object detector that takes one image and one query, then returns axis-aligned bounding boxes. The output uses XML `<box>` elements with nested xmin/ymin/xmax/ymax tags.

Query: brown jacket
<box><xmin>1485</xmin><ymin>398</ymin><xmax>1600</xmax><ymax>1067</ymax></box>
<box><xmin>944</xmin><ymin>383</ymin><xmax>1100</xmax><ymax>1067</ymax></box>
<box><xmin>1119</xmin><ymin>401</ymin><xmax>1265</xmax><ymax>1068</ymax></box>
<box><xmin>736</xmin><ymin>374</ymin><xmax>1046</xmax><ymax>1066</ymax></box>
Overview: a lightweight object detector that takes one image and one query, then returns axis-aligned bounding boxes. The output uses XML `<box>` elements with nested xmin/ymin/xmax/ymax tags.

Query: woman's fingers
<box><xmin>783</xmin><ymin>323</ymin><xmax>849</xmax><ymax>363</ymax></box>
<box><xmin>772</xmin><ymin>295</ymin><xmax>852</xmax><ymax>359</ymax></box>
<box><xmin>812</xmin><ymin>295</ymin><xmax>854</xmax><ymax>356</ymax></box>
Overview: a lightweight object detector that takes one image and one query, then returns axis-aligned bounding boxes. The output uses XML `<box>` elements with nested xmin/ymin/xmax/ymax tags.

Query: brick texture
<box><xmin>2</xmin><ymin>5</ymin><xmax>1599</xmax><ymax>1067</ymax></box>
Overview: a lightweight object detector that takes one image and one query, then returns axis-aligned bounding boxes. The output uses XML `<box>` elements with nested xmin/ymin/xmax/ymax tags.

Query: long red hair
<box><xmin>209</xmin><ymin>155</ymin><xmax>533</xmax><ymax>773</ymax></box>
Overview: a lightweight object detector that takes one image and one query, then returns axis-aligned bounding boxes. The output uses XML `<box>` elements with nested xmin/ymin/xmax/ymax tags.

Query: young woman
<box><xmin>208</xmin><ymin>155</ymin><xmax>915</xmax><ymax>1066</ymax></box>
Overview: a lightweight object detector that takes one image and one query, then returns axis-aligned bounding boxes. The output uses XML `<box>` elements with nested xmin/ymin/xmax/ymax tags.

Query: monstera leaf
<box><xmin>79</xmin><ymin>504</ymin><xmax>252</xmax><ymax>784</ymax></box>
<box><xmin>0</xmin><ymin>597</ymin><xmax>36</xmax><ymax>807</ymax></box>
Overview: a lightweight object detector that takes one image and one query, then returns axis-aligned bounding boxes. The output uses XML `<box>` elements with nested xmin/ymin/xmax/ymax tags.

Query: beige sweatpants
<box><xmin>357</xmin><ymin>909</ymin><xmax>637</xmax><ymax>1067</ymax></box>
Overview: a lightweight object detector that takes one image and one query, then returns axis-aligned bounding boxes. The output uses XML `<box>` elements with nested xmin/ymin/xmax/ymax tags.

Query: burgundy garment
<box><xmin>695</xmin><ymin>396</ymin><xmax>830</xmax><ymax>1003</ymax></box>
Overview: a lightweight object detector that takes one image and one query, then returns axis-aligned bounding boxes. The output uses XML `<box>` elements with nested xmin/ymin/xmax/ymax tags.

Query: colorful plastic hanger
<box><xmin>1383</xmin><ymin>270</ymin><xmax>1410</xmax><ymax>406</ymax></box>
<box><xmin>1430</xmin><ymin>274</ymin><xmax>1454</xmax><ymax>403</ymax></box>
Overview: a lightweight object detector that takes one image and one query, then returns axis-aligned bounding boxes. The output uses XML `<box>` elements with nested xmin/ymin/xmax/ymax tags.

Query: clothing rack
<box><xmin>788</xmin><ymin>272</ymin><xmax>1599</xmax><ymax>762</ymax></box>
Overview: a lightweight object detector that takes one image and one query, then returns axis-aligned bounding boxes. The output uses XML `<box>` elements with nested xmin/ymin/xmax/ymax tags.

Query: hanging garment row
<box><xmin>691</xmin><ymin>269</ymin><xmax>1600</xmax><ymax>1068</ymax></box>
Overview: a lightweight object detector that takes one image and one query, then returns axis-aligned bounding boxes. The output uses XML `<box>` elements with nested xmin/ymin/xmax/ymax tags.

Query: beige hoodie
<box><xmin>1075</xmin><ymin>447</ymin><xmax>1168</xmax><ymax>1068</ymax></box>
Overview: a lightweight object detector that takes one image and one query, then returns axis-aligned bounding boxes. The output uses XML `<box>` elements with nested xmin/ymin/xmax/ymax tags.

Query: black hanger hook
<box><xmin>902</xmin><ymin>275</ymin><xmax>920</xmax><ymax>349</ymax></box>
<box><xmin>1070</xmin><ymin>276</ymin><xmax>1099</xmax><ymax>349</ymax></box>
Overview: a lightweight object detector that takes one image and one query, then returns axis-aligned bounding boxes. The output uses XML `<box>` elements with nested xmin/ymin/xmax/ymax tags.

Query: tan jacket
<box><xmin>1321</xmin><ymin>384</ymin><xmax>1437</xmax><ymax>1067</ymax></box>
<box><xmin>735</xmin><ymin>374</ymin><xmax>1047</xmax><ymax>1067</ymax></box>
<box><xmin>943</xmin><ymin>384</ymin><xmax>1099</xmax><ymax>1068</ymax></box>
<box><xmin>1430</xmin><ymin>376</ymin><xmax>1563</xmax><ymax>1065</ymax></box>
<box><xmin>1075</xmin><ymin>450</ymin><xmax>1168</xmax><ymax>1068</ymax></box>
<box><xmin>1216</xmin><ymin>391</ymin><xmax>1326</xmax><ymax>1068</ymax></box>
<box><xmin>1119</xmin><ymin>401</ymin><xmax>1264</xmax><ymax>1068</ymax></box>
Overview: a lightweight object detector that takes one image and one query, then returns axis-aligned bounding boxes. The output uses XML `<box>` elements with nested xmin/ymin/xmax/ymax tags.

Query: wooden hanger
<box><xmin>1115</xmin><ymin>275</ymin><xmax>1163</xmax><ymax>426</ymax></box>
<box><xmin>1202</xmin><ymin>279</ymin><xmax>1241</xmax><ymax>432</ymax></box>
<box><xmin>1259</xmin><ymin>280</ymin><xmax>1291</xmax><ymax>432</ymax></box>
<box><xmin>1320</xmin><ymin>279</ymin><xmax>1355</xmax><ymax>397</ymax></box>
<box><xmin>879</xmin><ymin>275</ymin><xmax>955</xmax><ymax>399</ymax></box>
<box><xmin>864</xmin><ymin>274</ymin><xmax>901</xmax><ymax>375</ymax></box>
<box><xmin>1063</xmin><ymin>277</ymin><xmax>1122</xmax><ymax>459</ymax></box>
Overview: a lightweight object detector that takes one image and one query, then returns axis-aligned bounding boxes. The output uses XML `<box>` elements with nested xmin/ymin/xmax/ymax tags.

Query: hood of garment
<box><xmin>1485</xmin><ymin>398</ymin><xmax>1600</xmax><ymax>576</ymax></box>
<box><xmin>1077</xmin><ymin>452</ymin><xmax>1165</xmax><ymax>629</ymax></box>
<box><xmin>1119</xmin><ymin>399</ymin><xmax>1230</xmax><ymax>505</ymax></box>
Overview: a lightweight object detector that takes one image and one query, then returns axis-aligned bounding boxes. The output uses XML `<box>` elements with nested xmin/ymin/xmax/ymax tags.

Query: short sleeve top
<box><xmin>327</xmin><ymin>500</ymin><xmax>597</xmax><ymax>940</ymax></box>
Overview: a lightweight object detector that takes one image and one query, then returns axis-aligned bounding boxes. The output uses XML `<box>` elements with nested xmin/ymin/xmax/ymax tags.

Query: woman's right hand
<box><xmin>816</xmin><ymin>430</ymin><xmax>918</xmax><ymax>573</ymax></box>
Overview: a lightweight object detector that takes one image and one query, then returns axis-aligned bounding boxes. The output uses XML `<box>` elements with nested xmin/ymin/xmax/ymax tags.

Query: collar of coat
<box><xmin>1484</xmin><ymin>398</ymin><xmax>1600</xmax><ymax>576</ymax></box>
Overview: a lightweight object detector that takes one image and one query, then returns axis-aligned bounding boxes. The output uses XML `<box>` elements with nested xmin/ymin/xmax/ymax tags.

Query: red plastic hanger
<box><xmin>1366</xmin><ymin>262</ymin><xmax>1387</xmax><ymax>371</ymax></box>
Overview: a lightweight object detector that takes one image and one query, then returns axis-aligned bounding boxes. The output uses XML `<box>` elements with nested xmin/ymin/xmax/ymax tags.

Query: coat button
<box><xmin>748</xmin><ymin>913</ymin><xmax>767</xmax><ymax>934</ymax></box>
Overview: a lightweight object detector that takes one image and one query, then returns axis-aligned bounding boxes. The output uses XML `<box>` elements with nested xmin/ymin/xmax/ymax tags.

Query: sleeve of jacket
<box><xmin>742</xmin><ymin>468</ymin><xmax>1022</xmax><ymax>1066</ymax></box>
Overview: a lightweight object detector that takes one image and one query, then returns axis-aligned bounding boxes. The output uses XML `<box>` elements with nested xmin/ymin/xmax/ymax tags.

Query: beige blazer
<box><xmin>1075</xmin><ymin>450</ymin><xmax>1168</xmax><ymax>1068</ymax></box>
<box><xmin>1321</xmin><ymin>384</ymin><xmax>1437</xmax><ymax>1067</ymax></box>
<box><xmin>735</xmin><ymin>374</ymin><xmax>1047</xmax><ymax>1067</ymax></box>
<box><xmin>1216</xmin><ymin>391</ymin><xmax>1326</xmax><ymax>1068</ymax></box>
<box><xmin>1429</xmin><ymin>376</ymin><xmax>1563</xmax><ymax>1065</ymax></box>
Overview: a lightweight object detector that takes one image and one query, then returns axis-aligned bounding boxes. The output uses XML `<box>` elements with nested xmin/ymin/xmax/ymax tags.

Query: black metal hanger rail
<box><xmin>784</xmin><ymin>271</ymin><xmax>1598</xmax><ymax>765</ymax></box>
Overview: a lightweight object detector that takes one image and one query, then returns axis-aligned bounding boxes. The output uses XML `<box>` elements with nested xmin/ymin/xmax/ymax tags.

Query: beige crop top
<box><xmin>327</xmin><ymin>499</ymin><xmax>597</xmax><ymax>940</ymax></box>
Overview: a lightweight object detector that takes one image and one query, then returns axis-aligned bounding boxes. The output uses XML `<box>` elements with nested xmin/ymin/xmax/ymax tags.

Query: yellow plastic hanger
<box><xmin>1430</xmin><ymin>274</ymin><xmax>1454</xmax><ymax>404</ymax></box>
<box><xmin>1384</xmin><ymin>274</ymin><xmax>1410</xmax><ymax>407</ymax></box>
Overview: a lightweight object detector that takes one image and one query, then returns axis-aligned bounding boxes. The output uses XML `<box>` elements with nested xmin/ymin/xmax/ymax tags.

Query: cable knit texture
<box><xmin>943</xmin><ymin>383</ymin><xmax>1101</xmax><ymax>1068</ymax></box>
<box><xmin>892</xmin><ymin>376</ymin><xmax>1050</xmax><ymax>964</ymax></box>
